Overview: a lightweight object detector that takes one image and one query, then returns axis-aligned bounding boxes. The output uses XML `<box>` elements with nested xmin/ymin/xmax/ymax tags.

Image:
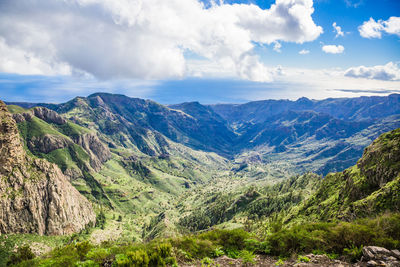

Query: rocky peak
<box><xmin>32</xmin><ymin>107</ymin><xmax>67</xmax><ymax>125</ymax></box>
<box><xmin>0</xmin><ymin>100</ymin><xmax>25</xmax><ymax>175</ymax></box>
<box><xmin>0</xmin><ymin>101</ymin><xmax>96</xmax><ymax>235</ymax></box>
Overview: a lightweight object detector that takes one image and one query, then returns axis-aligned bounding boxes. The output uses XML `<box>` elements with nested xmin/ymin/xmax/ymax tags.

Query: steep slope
<box><xmin>0</xmin><ymin>101</ymin><xmax>96</xmax><ymax>235</ymax></box>
<box><xmin>286</xmin><ymin>128</ymin><xmax>400</xmax><ymax>223</ymax></box>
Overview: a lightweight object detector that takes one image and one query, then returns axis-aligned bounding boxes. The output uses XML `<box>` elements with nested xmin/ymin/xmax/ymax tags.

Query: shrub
<box><xmin>200</xmin><ymin>229</ymin><xmax>250</xmax><ymax>251</ymax></box>
<box><xmin>76</xmin><ymin>241</ymin><xmax>93</xmax><ymax>261</ymax></box>
<box><xmin>343</xmin><ymin>245</ymin><xmax>363</xmax><ymax>263</ymax></box>
<box><xmin>297</xmin><ymin>255</ymin><xmax>310</xmax><ymax>263</ymax></box>
<box><xmin>240</xmin><ymin>250</ymin><xmax>256</xmax><ymax>265</ymax></box>
<box><xmin>201</xmin><ymin>257</ymin><xmax>214</xmax><ymax>266</ymax></box>
<box><xmin>126</xmin><ymin>249</ymin><xmax>149</xmax><ymax>266</ymax></box>
<box><xmin>173</xmin><ymin>236</ymin><xmax>214</xmax><ymax>259</ymax></box>
<box><xmin>114</xmin><ymin>254</ymin><xmax>130</xmax><ymax>266</ymax></box>
<box><xmin>225</xmin><ymin>249</ymin><xmax>240</xmax><ymax>259</ymax></box>
<box><xmin>7</xmin><ymin>245</ymin><xmax>35</xmax><ymax>266</ymax></box>
<box><xmin>86</xmin><ymin>247</ymin><xmax>111</xmax><ymax>264</ymax></box>
<box><xmin>213</xmin><ymin>247</ymin><xmax>224</xmax><ymax>257</ymax></box>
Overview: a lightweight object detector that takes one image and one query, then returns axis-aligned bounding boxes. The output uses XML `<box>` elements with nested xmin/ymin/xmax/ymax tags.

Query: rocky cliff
<box><xmin>0</xmin><ymin>101</ymin><xmax>96</xmax><ymax>235</ymax></box>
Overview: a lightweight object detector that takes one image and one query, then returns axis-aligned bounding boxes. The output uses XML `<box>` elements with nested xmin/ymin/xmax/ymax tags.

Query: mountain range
<box><xmin>8</xmin><ymin>93</ymin><xmax>400</xmax><ymax>176</ymax></box>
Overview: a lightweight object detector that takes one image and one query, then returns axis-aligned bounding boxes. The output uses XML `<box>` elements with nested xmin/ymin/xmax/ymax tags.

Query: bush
<box><xmin>201</xmin><ymin>257</ymin><xmax>214</xmax><ymax>266</ymax></box>
<box><xmin>76</xmin><ymin>241</ymin><xmax>93</xmax><ymax>261</ymax></box>
<box><xmin>213</xmin><ymin>247</ymin><xmax>224</xmax><ymax>257</ymax></box>
<box><xmin>240</xmin><ymin>250</ymin><xmax>256</xmax><ymax>265</ymax></box>
<box><xmin>7</xmin><ymin>245</ymin><xmax>35</xmax><ymax>266</ymax></box>
<box><xmin>200</xmin><ymin>229</ymin><xmax>250</xmax><ymax>251</ymax></box>
<box><xmin>126</xmin><ymin>249</ymin><xmax>150</xmax><ymax>266</ymax></box>
<box><xmin>297</xmin><ymin>255</ymin><xmax>310</xmax><ymax>263</ymax></box>
<box><xmin>173</xmin><ymin>236</ymin><xmax>214</xmax><ymax>259</ymax></box>
<box><xmin>86</xmin><ymin>247</ymin><xmax>111</xmax><ymax>264</ymax></box>
<box><xmin>343</xmin><ymin>245</ymin><xmax>363</xmax><ymax>263</ymax></box>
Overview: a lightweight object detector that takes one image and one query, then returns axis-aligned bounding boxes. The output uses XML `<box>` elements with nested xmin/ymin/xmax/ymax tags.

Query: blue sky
<box><xmin>0</xmin><ymin>0</ymin><xmax>399</xmax><ymax>104</ymax></box>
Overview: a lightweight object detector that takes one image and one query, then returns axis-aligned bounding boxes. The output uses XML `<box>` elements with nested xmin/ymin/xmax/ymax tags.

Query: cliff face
<box><xmin>0</xmin><ymin>101</ymin><xmax>96</xmax><ymax>235</ymax></box>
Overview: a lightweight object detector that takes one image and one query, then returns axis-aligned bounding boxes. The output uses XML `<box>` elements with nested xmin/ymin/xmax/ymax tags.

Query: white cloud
<box><xmin>0</xmin><ymin>0</ymin><xmax>323</xmax><ymax>82</ymax></box>
<box><xmin>359</xmin><ymin>17</ymin><xmax>400</xmax><ymax>39</ymax></box>
<box><xmin>332</xmin><ymin>22</ymin><xmax>344</xmax><ymax>38</ymax></box>
<box><xmin>344</xmin><ymin>62</ymin><xmax>400</xmax><ymax>81</ymax></box>
<box><xmin>299</xmin><ymin>49</ymin><xmax>310</xmax><ymax>54</ymax></box>
<box><xmin>0</xmin><ymin>38</ymin><xmax>72</xmax><ymax>76</ymax></box>
<box><xmin>322</xmin><ymin>45</ymin><xmax>344</xmax><ymax>54</ymax></box>
<box><xmin>273</xmin><ymin>42</ymin><xmax>282</xmax><ymax>53</ymax></box>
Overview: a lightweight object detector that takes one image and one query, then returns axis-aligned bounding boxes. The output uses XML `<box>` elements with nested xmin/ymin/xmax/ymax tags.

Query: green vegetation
<box><xmin>265</xmin><ymin>213</ymin><xmax>400</xmax><ymax>257</ymax></box>
<box><xmin>8</xmin><ymin>213</ymin><xmax>400</xmax><ymax>266</ymax></box>
<box><xmin>6</xmin><ymin>105</ymin><xmax>26</xmax><ymax>114</ymax></box>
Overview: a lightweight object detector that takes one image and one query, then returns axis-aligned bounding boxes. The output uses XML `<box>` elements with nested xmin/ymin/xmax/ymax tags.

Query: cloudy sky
<box><xmin>0</xmin><ymin>0</ymin><xmax>399</xmax><ymax>104</ymax></box>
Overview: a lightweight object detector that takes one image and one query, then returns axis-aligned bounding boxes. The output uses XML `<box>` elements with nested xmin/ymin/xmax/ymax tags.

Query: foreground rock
<box><xmin>0</xmin><ymin>101</ymin><xmax>96</xmax><ymax>235</ymax></box>
<box><xmin>357</xmin><ymin>246</ymin><xmax>400</xmax><ymax>267</ymax></box>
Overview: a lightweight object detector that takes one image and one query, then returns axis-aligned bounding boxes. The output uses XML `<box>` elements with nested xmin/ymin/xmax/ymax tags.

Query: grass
<box><xmin>7</xmin><ymin>105</ymin><xmax>26</xmax><ymax>114</ymax></box>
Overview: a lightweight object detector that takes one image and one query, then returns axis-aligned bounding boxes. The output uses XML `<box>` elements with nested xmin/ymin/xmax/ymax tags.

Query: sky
<box><xmin>0</xmin><ymin>0</ymin><xmax>399</xmax><ymax>104</ymax></box>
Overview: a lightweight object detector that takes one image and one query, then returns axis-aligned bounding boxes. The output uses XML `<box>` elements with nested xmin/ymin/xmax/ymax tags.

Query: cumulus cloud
<box><xmin>344</xmin><ymin>62</ymin><xmax>400</xmax><ymax>81</ymax></box>
<box><xmin>322</xmin><ymin>45</ymin><xmax>344</xmax><ymax>54</ymax></box>
<box><xmin>332</xmin><ymin>22</ymin><xmax>344</xmax><ymax>38</ymax></box>
<box><xmin>0</xmin><ymin>0</ymin><xmax>323</xmax><ymax>82</ymax></box>
<box><xmin>299</xmin><ymin>49</ymin><xmax>310</xmax><ymax>54</ymax></box>
<box><xmin>359</xmin><ymin>17</ymin><xmax>400</xmax><ymax>38</ymax></box>
<box><xmin>0</xmin><ymin>38</ymin><xmax>72</xmax><ymax>75</ymax></box>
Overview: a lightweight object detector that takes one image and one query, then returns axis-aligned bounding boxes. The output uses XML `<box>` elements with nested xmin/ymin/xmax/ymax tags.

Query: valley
<box><xmin>1</xmin><ymin>93</ymin><xmax>400</xmax><ymax>266</ymax></box>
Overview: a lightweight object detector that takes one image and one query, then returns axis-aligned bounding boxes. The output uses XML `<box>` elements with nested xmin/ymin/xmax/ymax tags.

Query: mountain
<box><xmin>0</xmin><ymin>101</ymin><xmax>95</xmax><ymax>235</ymax></box>
<box><xmin>54</xmin><ymin>93</ymin><xmax>235</xmax><ymax>157</ymax></box>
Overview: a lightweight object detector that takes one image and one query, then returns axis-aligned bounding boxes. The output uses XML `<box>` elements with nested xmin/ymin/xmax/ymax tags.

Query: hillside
<box><xmin>286</xmin><ymin>128</ymin><xmax>400</xmax><ymax>223</ymax></box>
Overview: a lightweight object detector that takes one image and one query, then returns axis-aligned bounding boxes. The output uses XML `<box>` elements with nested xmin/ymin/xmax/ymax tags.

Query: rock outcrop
<box><xmin>72</xmin><ymin>132</ymin><xmax>111</xmax><ymax>171</ymax></box>
<box><xmin>28</xmin><ymin>134</ymin><xmax>72</xmax><ymax>154</ymax></box>
<box><xmin>0</xmin><ymin>100</ymin><xmax>96</xmax><ymax>235</ymax></box>
<box><xmin>359</xmin><ymin>246</ymin><xmax>400</xmax><ymax>267</ymax></box>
